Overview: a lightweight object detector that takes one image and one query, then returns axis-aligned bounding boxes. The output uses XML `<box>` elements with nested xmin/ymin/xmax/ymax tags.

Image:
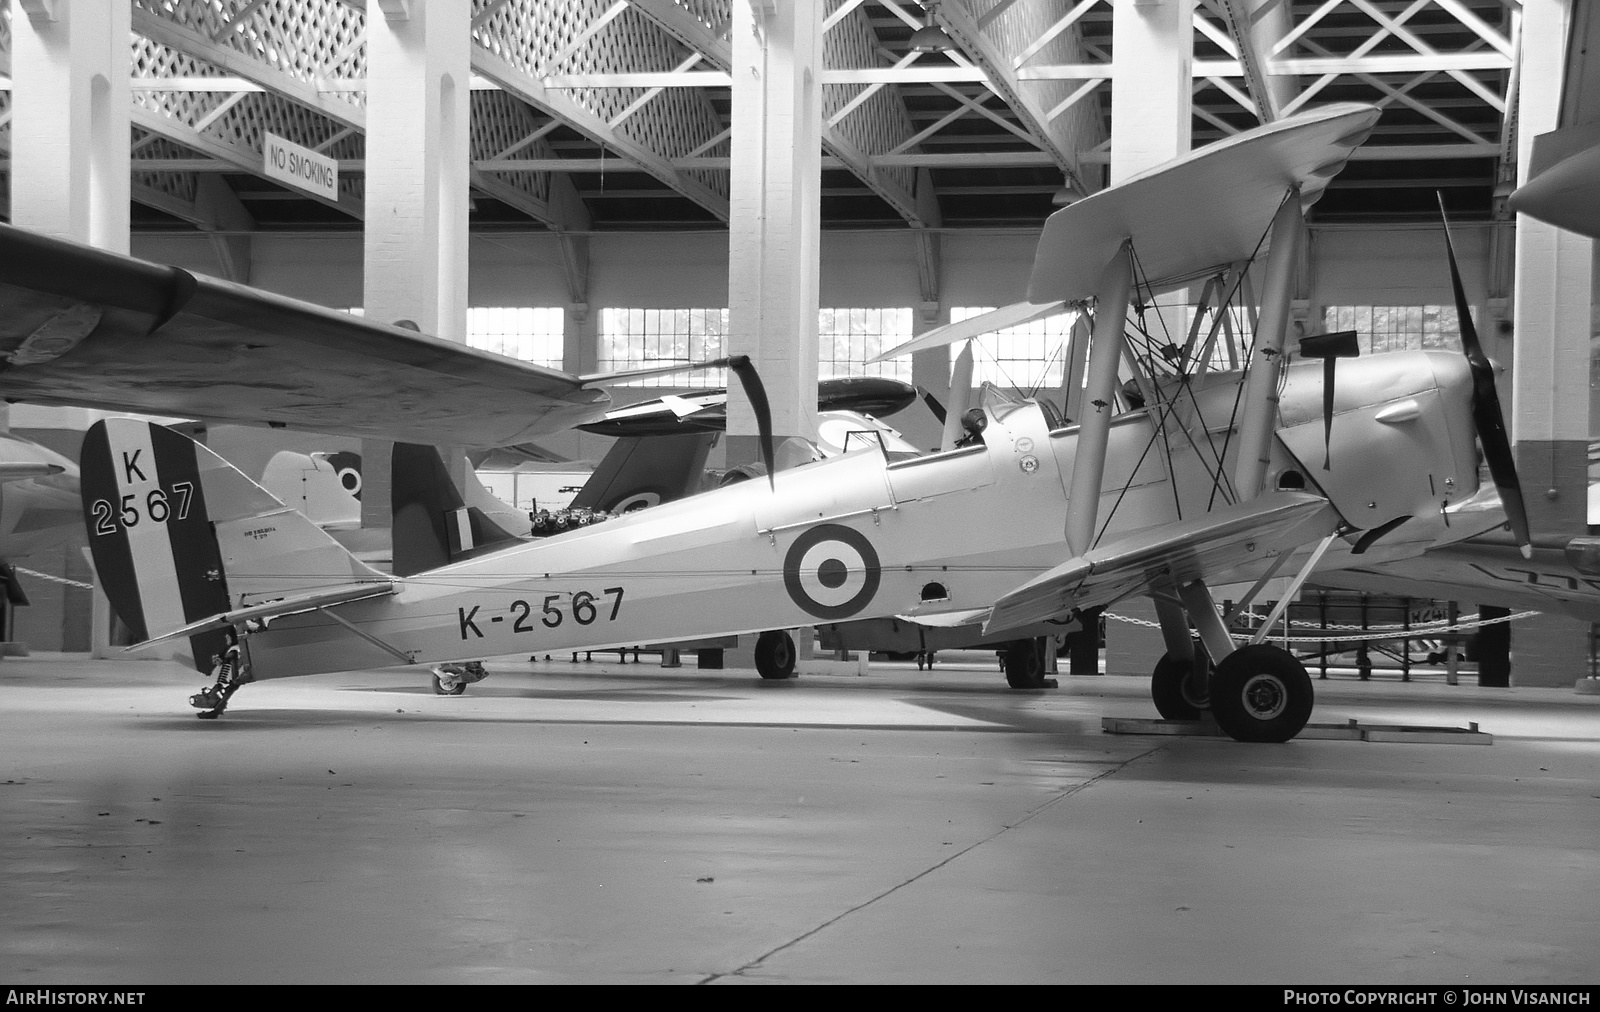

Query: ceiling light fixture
<box><xmin>909</xmin><ymin>3</ymin><xmax>953</xmax><ymax>54</ymax></box>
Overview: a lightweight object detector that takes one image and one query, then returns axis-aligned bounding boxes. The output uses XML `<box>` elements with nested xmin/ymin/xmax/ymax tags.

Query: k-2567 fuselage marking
<box><xmin>457</xmin><ymin>587</ymin><xmax>625</xmax><ymax>639</ymax></box>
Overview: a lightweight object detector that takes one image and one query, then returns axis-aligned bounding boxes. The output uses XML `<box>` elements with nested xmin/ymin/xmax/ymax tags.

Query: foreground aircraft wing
<box><xmin>0</xmin><ymin>224</ymin><xmax>608</xmax><ymax>445</ymax></box>
<box><xmin>984</xmin><ymin>492</ymin><xmax>1342</xmax><ymax>634</ymax></box>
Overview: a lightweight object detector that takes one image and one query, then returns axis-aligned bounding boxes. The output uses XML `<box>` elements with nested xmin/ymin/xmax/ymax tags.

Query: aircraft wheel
<box><xmin>1002</xmin><ymin>639</ymin><xmax>1047</xmax><ymax>689</ymax></box>
<box><xmin>1150</xmin><ymin>648</ymin><xmax>1209</xmax><ymax>720</ymax></box>
<box><xmin>1209</xmin><ymin>645</ymin><xmax>1313</xmax><ymax>743</ymax></box>
<box><xmin>431</xmin><ymin>672</ymin><xmax>468</xmax><ymax>696</ymax></box>
<box><xmin>755</xmin><ymin>630</ymin><xmax>797</xmax><ymax>680</ymax></box>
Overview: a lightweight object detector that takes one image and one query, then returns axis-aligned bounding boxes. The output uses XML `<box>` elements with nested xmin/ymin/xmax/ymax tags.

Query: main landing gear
<box><xmin>1001</xmin><ymin>637</ymin><xmax>1056</xmax><ymax>689</ymax></box>
<box><xmin>1208</xmin><ymin>644</ymin><xmax>1314</xmax><ymax>743</ymax></box>
<box><xmin>755</xmin><ymin>630</ymin><xmax>797</xmax><ymax>680</ymax></box>
<box><xmin>1150</xmin><ymin>645</ymin><xmax>1210</xmax><ymax>720</ymax></box>
<box><xmin>431</xmin><ymin>660</ymin><xmax>488</xmax><ymax>695</ymax></box>
<box><xmin>1147</xmin><ymin>578</ymin><xmax>1317</xmax><ymax>743</ymax></box>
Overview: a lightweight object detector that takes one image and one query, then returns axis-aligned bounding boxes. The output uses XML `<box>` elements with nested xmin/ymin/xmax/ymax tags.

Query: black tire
<box><xmin>431</xmin><ymin>673</ymin><xmax>468</xmax><ymax>696</ymax></box>
<box><xmin>1209</xmin><ymin>645</ymin><xmax>1314</xmax><ymax>743</ymax></box>
<box><xmin>755</xmin><ymin>630</ymin><xmax>796</xmax><ymax>680</ymax></box>
<box><xmin>1003</xmin><ymin>639</ymin><xmax>1047</xmax><ymax>689</ymax></box>
<box><xmin>1150</xmin><ymin>648</ymin><xmax>1209</xmax><ymax>720</ymax></box>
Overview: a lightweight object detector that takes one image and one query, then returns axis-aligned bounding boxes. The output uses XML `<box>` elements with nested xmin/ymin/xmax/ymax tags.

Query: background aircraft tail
<box><xmin>80</xmin><ymin>418</ymin><xmax>385</xmax><ymax>671</ymax></box>
<box><xmin>391</xmin><ymin>442</ymin><xmax>522</xmax><ymax>577</ymax></box>
<box><xmin>569</xmin><ymin>432</ymin><xmax>716</xmax><ymax>513</ymax></box>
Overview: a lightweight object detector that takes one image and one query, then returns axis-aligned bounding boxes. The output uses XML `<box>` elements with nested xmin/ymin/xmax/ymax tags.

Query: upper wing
<box><xmin>984</xmin><ymin>492</ymin><xmax>1342</xmax><ymax>634</ymax></box>
<box><xmin>0</xmin><ymin>224</ymin><xmax>608</xmax><ymax>445</ymax></box>
<box><xmin>1027</xmin><ymin>103</ymin><xmax>1380</xmax><ymax>303</ymax></box>
<box><xmin>1506</xmin><ymin>121</ymin><xmax>1600</xmax><ymax>240</ymax></box>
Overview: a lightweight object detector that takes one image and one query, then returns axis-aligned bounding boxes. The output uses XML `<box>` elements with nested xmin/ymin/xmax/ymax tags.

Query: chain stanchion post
<box><xmin>1318</xmin><ymin>591</ymin><xmax>1328</xmax><ymax>680</ymax></box>
<box><xmin>1402</xmin><ymin>598</ymin><xmax>1411</xmax><ymax>683</ymax></box>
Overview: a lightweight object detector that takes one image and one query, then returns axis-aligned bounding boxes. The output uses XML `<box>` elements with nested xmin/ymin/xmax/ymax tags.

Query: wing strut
<box><xmin>1065</xmin><ymin>240</ymin><xmax>1134</xmax><ymax>555</ymax></box>
<box><xmin>1231</xmin><ymin>188</ymin><xmax>1305</xmax><ymax>500</ymax></box>
<box><xmin>1246</xmin><ymin>533</ymin><xmax>1339</xmax><ymax>645</ymax></box>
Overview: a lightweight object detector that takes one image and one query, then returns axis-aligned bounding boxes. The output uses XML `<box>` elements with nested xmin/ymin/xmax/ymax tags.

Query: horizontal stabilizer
<box><xmin>131</xmin><ymin>581</ymin><xmax>397</xmax><ymax>649</ymax></box>
<box><xmin>985</xmin><ymin>492</ymin><xmax>1341</xmax><ymax>634</ymax></box>
<box><xmin>1027</xmin><ymin>103</ymin><xmax>1380</xmax><ymax>303</ymax></box>
<box><xmin>0</xmin><ymin>461</ymin><xmax>65</xmax><ymax>483</ymax></box>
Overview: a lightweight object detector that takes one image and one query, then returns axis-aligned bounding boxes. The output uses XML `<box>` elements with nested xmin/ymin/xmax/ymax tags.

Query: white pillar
<box><xmin>1111</xmin><ymin>0</ymin><xmax>1194</xmax><ymax>185</ymax></box>
<box><xmin>361</xmin><ymin>1</ymin><xmax>471</xmax><ymax>525</ymax></box>
<box><xmin>9</xmin><ymin>0</ymin><xmax>130</xmax><ymax>252</ymax></box>
<box><xmin>363</xmin><ymin>0</ymin><xmax>471</xmax><ymax>341</ymax></box>
<box><xmin>726</xmin><ymin>0</ymin><xmax>823</xmax><ymax>463</ymax></box>
<box><xmin>1510</xmin><ymin>0</ymin><xmax>1592</xmax><ymax>688</ymax></box>
<box><xmin>10</xmin><ymin>0</ymin><xmax>131</xmax><ymax>656</ymax></box>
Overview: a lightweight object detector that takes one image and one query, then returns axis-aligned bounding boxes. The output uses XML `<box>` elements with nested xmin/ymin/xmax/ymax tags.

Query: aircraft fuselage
<box><xmin>237</xmin><ymin>350</ymin><xmax>1502</xmax><ymax>680</ymax></box>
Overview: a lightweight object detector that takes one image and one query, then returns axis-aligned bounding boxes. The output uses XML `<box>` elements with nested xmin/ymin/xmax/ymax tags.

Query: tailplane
<box><xmin>81</xmin><ymin>418</ymin><xmax>387</xmax><ymax>671</ymax></box>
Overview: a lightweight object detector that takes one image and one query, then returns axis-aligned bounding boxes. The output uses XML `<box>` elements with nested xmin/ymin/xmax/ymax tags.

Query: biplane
<box><xmin>0</xmin><ymin>102</ymin><xmax>1532</xmax><ymax>742</ymax></box>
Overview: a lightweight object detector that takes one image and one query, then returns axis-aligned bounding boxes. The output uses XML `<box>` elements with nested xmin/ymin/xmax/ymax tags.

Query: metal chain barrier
<box><xmin>13</xmin><ymin>566</ymin><xmax>96</xmax><ymax>591</ymax></box>
<box><xmin>1103</xmin><ymin>607</ymin><xmax>1541</xmax><ymax>646</ymax></box>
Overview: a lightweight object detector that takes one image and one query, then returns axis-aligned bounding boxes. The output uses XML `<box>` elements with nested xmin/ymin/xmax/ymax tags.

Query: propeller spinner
<box><xmin>1438</xmin><ymin>195</ymin><xmax>1532</xmax><ymax>558</ymax></box>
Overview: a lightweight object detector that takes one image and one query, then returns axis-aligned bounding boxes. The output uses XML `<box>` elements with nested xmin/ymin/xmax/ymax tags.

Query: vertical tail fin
<box><xmin>81</xmin><ymin>418</ymin><xmax>385</xmax><ymax>670</ymax></box>
<box><xmin>391</xmin><ymin>443</ymin><xmax>521</xmax><ymax>577</ymax></box>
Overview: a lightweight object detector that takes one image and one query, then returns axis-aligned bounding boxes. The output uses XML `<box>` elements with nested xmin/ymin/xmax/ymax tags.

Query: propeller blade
<box><xmin>916</xmin><ymin>385</ymin><xmax>949</xmax><ymax>425</ymax></box>
<box><xmin>715</xmin><ymin>355</ymin><xmax>777</xmax><ymax>491</ymax></box>
<box><xmin>1439</xmin><ymin>194</ymin><xmax>1532</xmax><ymax>557</ymax></box>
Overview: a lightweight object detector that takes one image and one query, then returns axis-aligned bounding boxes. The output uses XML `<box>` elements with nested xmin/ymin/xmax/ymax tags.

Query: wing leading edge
<box><xmin>984</xmin><ymin>492</ymin><xmax>1343</xmax><ymax>635</ymax></box>
<box><xmin>0</xmin><ymin>223</ymin><xmax>608</xmax><ymax>446</ymax></box>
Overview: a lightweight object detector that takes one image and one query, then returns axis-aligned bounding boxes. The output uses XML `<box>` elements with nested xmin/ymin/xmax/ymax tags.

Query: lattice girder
<box><xmin>631</xmin><ymin>0</ymin><xmax>933</xmax><ymax>228</ymax></box>
<box><xmin>132</xmin><ymin>0</ymin><xmax>366</xmax><ymax>125</ymax></box>
<box><xmin>821</xmin><ymin>1</ymin><xmax>934</xmax><ymax>227</ymax></box>
<box><xmin>938</xmin><ymin>0</ymin><xmax>1101</xmax><ymax>193</ymax></box>
<box><xmin>472</xmin><ymin>0</ymin><xmax>730</xmax><ymax>220</ymax></box>
<box><xmin>130</xmin><ymin>32</ymin><xmax>365</xmax><ymax>217</ymax></box>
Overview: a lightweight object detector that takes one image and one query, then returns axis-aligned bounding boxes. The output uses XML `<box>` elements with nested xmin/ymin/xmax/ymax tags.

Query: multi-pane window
<box><xmin>949</xmin><ymin>306</ymin><xmax>1074</xmax><ymax>390</ymax></box>
<box><xmin>598</xmin><ymin>308</ymin><xmax>728</xmax><ymax>387</ymax></box>
<box><xmin>817</xmin><ymin>308</ymin><xmax>913</xmax><ymax>381</ymax></box>
<box><xmin>1321</xmin><ymin>305</ymin><xmax>1462</xmax><ymax>355</ymax></box>
<box><xmin>467</xmin><ymin>306</ymin><xmax>565</xmax><ymax>368</ymax></box>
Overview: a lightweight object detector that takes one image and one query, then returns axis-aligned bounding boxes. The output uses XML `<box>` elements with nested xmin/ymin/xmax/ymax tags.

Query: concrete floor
<box><xmin>1</xmin><ymin>652</ymin><xmax>1597</xmax><ymax>985</ymax></box>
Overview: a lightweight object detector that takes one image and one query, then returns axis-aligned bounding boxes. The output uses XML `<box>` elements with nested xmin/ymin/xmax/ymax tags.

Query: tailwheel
<box><xmin>755</xmin><ymin>630</ymin><xmax>797</xmax><ymax>680</ymax></box>
<box><xmin>1002</xmin><ymin>638</ymin><xmax>1053</xmax><ymax>689</ymax></box>
<box><xmin>431</xmin><ymin>661</ymin><xmax>486</xmax><ymax>696</ymax></box>
<box><xmin>1209</xmin><ymin>644</ymin><xmax>1314</xmax><ymax>743</ymax></box>
<box><xmin>1150</xmin><ymin>647</ymin><xmax>1210</xmax><ymax>720</ymax></box>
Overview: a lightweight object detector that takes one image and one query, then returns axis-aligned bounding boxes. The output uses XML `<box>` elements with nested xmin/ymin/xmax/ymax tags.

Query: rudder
<box><xmin>81</xmin><ymin>418</ymin><xmax>384</xmax><ymax>671</ymax></box>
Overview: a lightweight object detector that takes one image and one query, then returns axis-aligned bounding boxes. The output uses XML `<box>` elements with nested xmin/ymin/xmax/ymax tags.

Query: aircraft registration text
<box><xmin>457</xmin><ymin>587</ymin><xmax>625</xmax><ymax>640</ymax></box>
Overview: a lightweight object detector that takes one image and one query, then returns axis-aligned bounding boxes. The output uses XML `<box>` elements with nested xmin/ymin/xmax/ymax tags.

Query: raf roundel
<box><xmin>783</xmin><ymin>523</ymin><xmax>882</xmax><ymax>620</ymax></box>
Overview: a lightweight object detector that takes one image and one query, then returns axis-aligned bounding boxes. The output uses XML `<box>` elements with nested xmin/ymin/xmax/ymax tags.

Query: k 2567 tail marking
<box><xmin>88</xmin><ymin>482</ymin><xmax>194</xmax><ymax>535</ymax></box>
